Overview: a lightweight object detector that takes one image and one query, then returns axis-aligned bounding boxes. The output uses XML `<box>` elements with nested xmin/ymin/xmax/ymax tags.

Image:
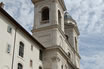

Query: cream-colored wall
<box><xmin>33</xmin><ymin>0</ymin><xmax>56</xmax><ymax>29</ymax></box>
<box><xmin>0</xmin><ymin>12</ymin><xmax>16</xmax><ymax>69</ymax></box>
<box><xmin>12</xmin><ymin>29</ymin><xmax>43</xmax><ymax>69</ymax></box>
<box><xmin>0</xmin><ymin>12</ymin><xmax>43</xmax><ymax>69</ymax></box>
<box><xmin>43</xmin><ymin>48</ymin><xmax>74</xmax><ymax>69</ymax></box>
<box><xmin>33</xmin><ymin>0</ymin><xmax>65</xmax><ymax>31</ymax></box>
<box><xmin>33</xmin><ymin>27</ymin><xmax>76</xmax><ymax>66</ymax></box>
<box><xmin>33</xmin><ymin>28</ymin><xmax>58</xmax><ymax>47</ymax></box>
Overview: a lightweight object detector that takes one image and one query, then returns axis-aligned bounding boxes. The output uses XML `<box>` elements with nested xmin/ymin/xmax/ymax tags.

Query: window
<box><xmin>7</xmin><ymin>25</ymin><xmax>12</xmax><ymax>33</ymax></box>
<box><xmin>68</xmin><ymin>52</ymin><xmax>71</xmax><ymax>58</ymax></box>
<box><xmin>39</xmin><ymin>50</ymin><xmax>43</xmax><ymax>60</ymax></box>
<box><xmin>65</xmin><ymin>34</ymin><xmax>68</xmax><ymax>40</ymax></box>
<box><xmin>61</xmin><ymin>65</ymin><xmax>63</xmax><ymax>69</ymax></box>
<box><xmin>41</xmin><ymin>7</ymin><xmax>49</xmax><ymax>21</ymax></box>
<box><xmin>7</xmin><ymin>44</ymin><xmax>11</xmax><ymax>53</ymax></box>
<box><xmin>58</xmin><ymin>10</ymin><xmax>61</xmax><ymax>26</ymax></box>
<box><xmin>65</xmin><ymin>65</ymin><xmax>67</xmax><ymax>69</ymax></box>
<box><xmin>39</xmin><ymin>66</ymin><xmax>42</xmax><ymax>69</ymax></box>
<box><xmin>31</xmin><ymin>45</ymin><xmax>33</xmax><ymax>51</ymax></box>
<box><xmin>30</xmin><ymin>60</ymin><xmax>33</xmax><ymax>67</ymax></box>
<box><xmin>75</xmin><ymin>37</ymin><xmax>78</xmax><ymax>51</ymax></box>
<box><xmin>18</xmin><ymin>63</ymin><xmax>23</xmax><ymax>69</ymax></box>
<box><xmin>19</xmin><ymin>42</ymin><xmax>24</xmax><ymax>57</ymax></box>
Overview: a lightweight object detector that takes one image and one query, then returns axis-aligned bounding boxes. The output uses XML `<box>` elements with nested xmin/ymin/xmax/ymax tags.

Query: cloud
<box><xmin>2</xmin><ymin>0</ymin><xmax>34</xmax><ymax>32</ymax></box>
<box><xmin>65</xmin><ymin>0</ymin><xmax>104</xmax><ymax>35</ymax></box>
<box><xmin>81</xmin><ymin>52</ymin><xmax>104</xmax><ymax>69</ymax></box>
<box><xmin>65</xmin><ymin>0</ymin><xmax>104</xmax><ymax>69</ymax></box>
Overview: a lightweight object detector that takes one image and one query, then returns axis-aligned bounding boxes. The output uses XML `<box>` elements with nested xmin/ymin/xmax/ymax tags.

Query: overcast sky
<box><xmin>1</xmin><ymin>0</ymin><xmax>104</xmax><ymax>69</ymax></box>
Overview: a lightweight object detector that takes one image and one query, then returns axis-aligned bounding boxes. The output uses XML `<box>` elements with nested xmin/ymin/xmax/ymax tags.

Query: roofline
<box><xmin>0</xmin><ymin>7</ymin><xmax>45</xmax><ymax>49</ymax></box>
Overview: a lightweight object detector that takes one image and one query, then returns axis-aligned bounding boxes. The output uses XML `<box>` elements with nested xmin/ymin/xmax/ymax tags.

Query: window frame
<box><xmin>7</xmin><ymin>44</ymin><xmax>11</xmax><ymax>53</ymax></box>
<box><xmin>18</xmin><ymin>63</ymin><xmax>23</xmax><ymax>69</ymax></box>
<box><xmin>7</xmin><ymin>25</ymin><xmax>12</xmax><ymax>33</ymax></box>
<box><xmin>39</xmin><ymin>50</ymin><xmax>43</xmax><ymax>61</ymax></box>
<box><xmin>19</xmin><ymin>42</ymin><xmax>24</xmax><ymax>58</ymax></box>
<box><xmin>58</xmin><ymin>10</ymin><xmax>62</xmax><ymax>27</ymax></box>
<box><xmin>39</xmin><ymin>66</ymin><xmax>42</xmax><ymax>69</ymax></box>
<box><xmin>31</xmin><ymin>45</ymin><xmax>33</xmax><ymax>51</ymax></box>
<box><xmin>30</xmin><ymin>60</ymin><xmax>33</xmax><ymax>67</ymax></box>
<box><xmin>41</xmin><ymin>7</ymin><xmax>49</xmax><ymax>21</ymax></box>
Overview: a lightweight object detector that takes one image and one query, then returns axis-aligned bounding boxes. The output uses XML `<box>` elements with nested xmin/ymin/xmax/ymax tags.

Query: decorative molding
<box><xmin>51</xmin><ymin>56</ymin><xmax>60</xmax><ymax>62</ymax></box>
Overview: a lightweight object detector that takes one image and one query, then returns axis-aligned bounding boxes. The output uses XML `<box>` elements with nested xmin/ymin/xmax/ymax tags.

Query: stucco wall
<box><xmin>0</xmin><ymin>12</ymin><xmax>43</xmax><ymax>69</ymax></box>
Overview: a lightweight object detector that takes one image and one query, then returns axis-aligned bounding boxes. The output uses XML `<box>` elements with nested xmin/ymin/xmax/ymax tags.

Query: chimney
<box><xmin>0</xmin><ymin>2</ymin><xmax>4</xmax><ymax>8</ymax></box>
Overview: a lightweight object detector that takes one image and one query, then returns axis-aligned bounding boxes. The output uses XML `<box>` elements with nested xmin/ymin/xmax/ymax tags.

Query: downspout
<box><xmin>11</xmin><ymin>27</ymin><xmax>17</xmax><ymax>69</ymax></box>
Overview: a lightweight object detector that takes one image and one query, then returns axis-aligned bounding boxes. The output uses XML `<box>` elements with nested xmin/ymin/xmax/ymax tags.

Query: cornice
<box><xmin>65</xmin><ymin>23</ymin><xmax>80</xmax><ymax>36</ymax></box>
<box><xmin>32</xmin><ymin>24</ymin><xmax>81</xmax><ymax>59</ymax></box>
<box><xmin>31</xmin><ymin>24</ymin><xmax>58</xmax><ymax>32</ymax></box>
<box><xmin>45</xmin><ymin>46</ymin><xmax>79</xmax><ymax>69</ymax></box>
<box><xmin>32</xmin><ymin>0</ymin><xmax>66</xmax><ymax>11</ymax></box>
<box><xmin>57</xmin><ymin>26</ymin><xmax>81</xmax><ymax>59</ymax></box>
<box><xmin>58</xmin><ymin>0</ymin><xmax>66</xmax><ymax>11</ymax></box>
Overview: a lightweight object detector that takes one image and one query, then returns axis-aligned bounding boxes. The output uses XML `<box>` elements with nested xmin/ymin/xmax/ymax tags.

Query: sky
<box><xmin>1</xmin><ymin>0</ymin><xmax>104</xmax><ymax>69</ymax></box>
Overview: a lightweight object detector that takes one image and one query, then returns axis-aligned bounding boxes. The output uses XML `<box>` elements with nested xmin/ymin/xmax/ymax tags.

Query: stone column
<box><xmin>51</xmin><ymin>0</ymin><xmax>58</xmax><ymax>25</ymax></box>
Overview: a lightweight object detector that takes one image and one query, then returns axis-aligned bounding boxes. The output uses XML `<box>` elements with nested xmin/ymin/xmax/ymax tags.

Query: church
<box><xmin>0</xmin><ymin>0</ymin><xmax>80</xmax><ymax>69</ymax></box>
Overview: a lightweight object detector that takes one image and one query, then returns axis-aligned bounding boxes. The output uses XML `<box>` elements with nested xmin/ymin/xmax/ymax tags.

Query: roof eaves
<box><xmin>0</xmin><ymin>7</ymin><xmax>45</xmax><ymax>49</ymax></box>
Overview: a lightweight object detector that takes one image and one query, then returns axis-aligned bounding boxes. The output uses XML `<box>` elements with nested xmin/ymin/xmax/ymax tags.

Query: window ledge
<box><xmin>41</xmin><ymin>20</ymin><xmax>49</xmax><ymax>24</ymax></box>
<box><xmin>17</xmin><ymin>56</ymin><xmax>24</xmax><ymax>61</ymax></box>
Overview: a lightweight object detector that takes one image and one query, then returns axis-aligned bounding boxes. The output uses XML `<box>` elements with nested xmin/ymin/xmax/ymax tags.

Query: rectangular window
<box><xmin>39</xmin><ymin>50</ymin><xmax>43</xmax><ymax>60</ymax></box>
<box><xmin>7</xmin><ymin>25</ymin><xmax>12</xmax><ymax>33</ymax></box>
<box><xmin>31</xmin><ymin>45</ymin><xmax>33</xmax><ymax>51</ymax></box>
<box><xmin>61</xmin><ymin>65</ymin><xmax>63</xmax><ymax>69</ymax></box>
<box><xmin>7</xmin><ymin>44</ymin><xmax>11</xmax><ymax>53</ymax></box>
<box><xmin>30</xmin><ymin>60</ymin><xmax>33</xmax><ymax>67</ymax></box>
<box><xmin>75</xmin><ymin>37</ymin><xmax>78</xmax><ymax>51</ymax></box>
<box><xmin>19</xmin><ymin>42</ymin><xmax>24</xmax><ymax>58</ymax></box>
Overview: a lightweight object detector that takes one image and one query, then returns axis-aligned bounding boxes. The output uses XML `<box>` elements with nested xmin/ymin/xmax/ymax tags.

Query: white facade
<box><xmin>0</xmin><ymin>8</ymin><xmax>44</xmax><ymax>69</ymax></box>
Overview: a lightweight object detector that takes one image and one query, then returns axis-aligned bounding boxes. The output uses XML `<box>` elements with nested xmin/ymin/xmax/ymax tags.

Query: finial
<box><xmin>0</xmin><ymin>2</ymin><xmax>4</xmax><ymax>8</ymax></box>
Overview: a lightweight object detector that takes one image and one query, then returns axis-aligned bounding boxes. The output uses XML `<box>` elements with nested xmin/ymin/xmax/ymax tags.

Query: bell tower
<box><xmin>64</xmin><ymin>12</ymin><xmax>80</xmax><ymax>52</ymax></box>
<box><xmin>32</xmin><ymin>0</ymin><xmax>66</xmax><ymax>47</ymax></box>
<box><xmin>32</xmin><ymin>0</ymin><xmax>80</xmax><ymax>69</ymax></box>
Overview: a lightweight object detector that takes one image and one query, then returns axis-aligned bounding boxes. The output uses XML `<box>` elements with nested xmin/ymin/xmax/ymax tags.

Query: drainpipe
<box><xmin>11</xmin><ymin>28</ymin><xmax>17</xmax><ymax>69</ymax></box>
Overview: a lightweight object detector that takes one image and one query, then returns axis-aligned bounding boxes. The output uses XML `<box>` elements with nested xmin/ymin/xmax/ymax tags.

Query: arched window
<box><xmin>41</xmin><ymin>7</ymin><xmax>49</xmax><ymax>21</ymax></box>
<box><xmin>61</xmin><ymin>65</ymin><xmax>63</xmax><ymax>69</ymax></box>
<box><xmin>19</xmin><ymin>42</ymin><xmax>24</xmax><ymax>57</ymax></box>
<box><xmin>39</xmin><ymin>66</ymin><xmax>42</xmax><ymax>69</ymax></box>
<box><xmin>68</xmin><ymin>52</ymin><xmax>71</xmax><ymax>58</ymax></box>
<box><xmin>18</xmin><ymin>63</ymin><xmax>23</xmax><ymax>69</ymax></box>
<box><xmin>65</xmin><ymin>34</ymin><xmax>68</xmax><ymax>40</ymax></box>
<box><xmin>58</xmin><ymin>10</ymin><xmax>61</xmax><ymax>26</ymax></box>
<box><xmin>39</xmin><ymin>50</ymin><xmax>43</xmax><ymax>60</ymax></box>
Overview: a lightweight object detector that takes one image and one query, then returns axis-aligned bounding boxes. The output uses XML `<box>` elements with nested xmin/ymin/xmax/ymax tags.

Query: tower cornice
<box><xmin>58</xmin><ymin>0</ymin><xmax>66</xmax><ymax>11</ymax></box>
<box><xmin>45</xmin><ymin>46</ymin><xmax>80</xmax><ymax>69</ymax></box>
<box><xmin>32</xmin><ymin>0</ymin><xmax>66</xmax><ymax>11</ymax></box>
<box><xmin>32</xmin><ymin>24</ymin><xmax>81</xmax><ymax>59</ymax></box>
<box><xmin>65</xmin><ymin>23</ymin><xmax>80</xmax><ymax>36</ymax></box>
